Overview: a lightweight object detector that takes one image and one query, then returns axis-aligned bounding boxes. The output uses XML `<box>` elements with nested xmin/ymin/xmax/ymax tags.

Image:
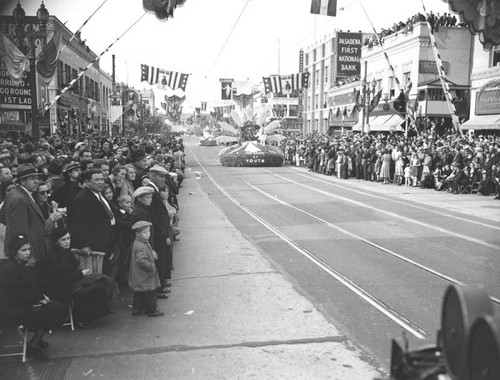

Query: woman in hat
<box><xmin>38</xmin><ymin>227</ymin><xmax>114</xmax><ymax>327</ymax></box>
<box><xmin>0</xmin><ymin>234</ymin><xmax>66</xmax><ymax>352</ymax></box>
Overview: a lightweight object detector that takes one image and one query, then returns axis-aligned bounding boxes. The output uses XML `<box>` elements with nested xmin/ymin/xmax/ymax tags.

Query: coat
<box><xmin>38</xmin><ymin>245</ymin><xmax>83</xmax><ymax>301</ymax></box>
<box><xmin>128</xmin><ymin>236</ymin><xmax>160</xmax><ymax>292</ymax></box>
<box><xmin>1</xmin><ymin>186</ymin><xmax>47</xmax><ymax>262</ymax></box>
<box><xmin>67</xmin><ymin>187</ymin><xmax>114</xmax><ymax>253</ymax></box>
<box><xmin>0</xmin><ymin>258</ymin><xmax>45</xmax><ymax>324</ymax></box>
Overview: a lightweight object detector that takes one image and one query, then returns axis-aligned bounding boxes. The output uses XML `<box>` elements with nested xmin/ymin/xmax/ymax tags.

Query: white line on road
<box><xmin>265</xmin><ymin>171</ymin><xmax>500</xmax><ymax>252</ymax></box>
<box><xmin>291</xmin><ymin>170</ymin><xmax>500</xmax><ymax>231</ymax></box>
<box><xmin>188</xmin><ymin>146</ymin><xmax>429</xmax><ymax>340</ymax></box>
<box><xmin>232</xmin><ymin>172</ymin><xmax>500</xmax><ymax>306</ymax></box>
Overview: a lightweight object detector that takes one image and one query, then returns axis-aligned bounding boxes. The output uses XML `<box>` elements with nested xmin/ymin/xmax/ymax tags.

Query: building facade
<box><xmin>302</xmin><ymin>30</ymin><xmax>370</xmax><ymax>134</ymax></box>
<box><xmin>357</xmin><ymin>22</ymin><xmax>472</xmax><ymax>133</ymax></box>
<box><xmin>462</xmin><ymin>36</ymin><xmax>500</xmax><ymax>133</ymax></box>
<box><xmin>0</xmin><ymin>12</ymin><xmax>112</xmax><ymax>137</ymax></box>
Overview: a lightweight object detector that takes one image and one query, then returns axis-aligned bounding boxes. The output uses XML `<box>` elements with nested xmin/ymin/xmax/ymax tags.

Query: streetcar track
<box><xmin>229</xmin><ymin>169</ymin><xmax>500</xmax><ymax>308</ymax></box>
<box><xmin>259</xmin><ymin>170</ymin><xmax>500</xmax><ymax>251</ymax></box>
<box><xmin>188</xmin><ymin>145</ymin><xmax>430</xmax><ymax>340</ymax></box>
<box><xmin>289</xmin><ymin>169</ymin><xmax>500</xmax><ymax>230</ymax></box>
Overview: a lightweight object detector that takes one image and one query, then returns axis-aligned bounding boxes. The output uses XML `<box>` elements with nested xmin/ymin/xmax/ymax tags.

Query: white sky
<box><xmin>2</xmin><ymin>0</ymin><xmax>452</xmax><ymax>108</ymax></box>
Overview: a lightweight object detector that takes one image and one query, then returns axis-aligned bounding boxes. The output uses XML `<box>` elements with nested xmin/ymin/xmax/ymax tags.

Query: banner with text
<box><xmin>336</xmin><ymin>32</ymin><xmax>362</xmax><ymax>79</ymax></box>
<box><xmin>0</xmin><ymin>67</ymin><xmax>33</xmax><ymax>109</ymax></box>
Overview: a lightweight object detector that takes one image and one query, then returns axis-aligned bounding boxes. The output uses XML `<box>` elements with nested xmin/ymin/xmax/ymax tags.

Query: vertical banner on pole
<box><xmin>298</xmin><ymin>49</ymin><xmax>304</xmax><ymax>124</ymax></box>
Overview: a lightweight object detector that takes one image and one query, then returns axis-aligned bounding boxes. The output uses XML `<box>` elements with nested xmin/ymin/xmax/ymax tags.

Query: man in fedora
<box><xmin>50</xmin><ymin>161</ymin><xmax>82</xmax><ymax>208</ymax></box>
<box><xmin>130</xmin><ymin>149</ymin><xmax>148</xmax><ymax>189</ymax></box>
<box><xmin>1</xmin><ymin>164</ymin><xmax>46</xmax><ymax>266</ymax></box>
<box><xmin>67</xmin><ymin>168</ymin><xmax>116</xmax><ymax>275</ymax></box>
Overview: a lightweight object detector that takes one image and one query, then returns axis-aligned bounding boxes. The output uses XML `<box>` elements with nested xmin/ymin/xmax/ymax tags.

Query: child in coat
<box><xmin>129</xmin><ymin>221</ymin><xmax>164</xmax><ymax>317</ymax></box>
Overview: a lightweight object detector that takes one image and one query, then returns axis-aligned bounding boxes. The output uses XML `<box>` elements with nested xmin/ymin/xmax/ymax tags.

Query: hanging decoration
<box><xmin>142</xmin><ymin>0</ymin><xmax>187</xmax><ymax>21</ymax></box>
<box><xmin>443</xmin><ymin>0</ymin><xmax>500</xmax><ymax>49</ymax></box>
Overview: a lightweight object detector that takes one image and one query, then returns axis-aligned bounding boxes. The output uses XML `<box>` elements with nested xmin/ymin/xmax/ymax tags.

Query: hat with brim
<box><xmin>133</xmin><ymin>186</ymin><xmax>154</xmax><ymax>198</ymax></box>
<box><xmin>149</xmin><ymin>165</ymin><xmax>169</xmax><ymax>176</ymax></box>
<box><xmin>131</xmin><ymin>220</ymin><xmax>152</xmax><ymax>231</ymax></box>
<box><xmin>16</xmin><ymin>163</ymin><xmax>42</xmax><ymax>180</ymax></box>
<box><xmin>63</xmin><ymin>162</ymin><xmax>81</xmax><ymax>174</ymax></box>
<box><xmin>0</xmin><ymin>153</ymin><xmax>12</xmax><ymax>161</ymax></box>
<box><xmin>130</xmin><ymin>149</ymin><xmax>146</xmax><ymax>162</ymax></box>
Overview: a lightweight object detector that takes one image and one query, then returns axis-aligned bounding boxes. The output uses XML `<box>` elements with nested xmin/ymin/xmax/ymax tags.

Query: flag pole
<box><xmin>278</xmin><ymin>39</ymin><xmax>281</xmax><ymax>75</ymax></box>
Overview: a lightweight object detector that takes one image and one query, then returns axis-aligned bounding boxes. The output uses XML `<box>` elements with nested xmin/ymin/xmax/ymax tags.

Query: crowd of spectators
<box><xmin>277</xmin><ymin>130</ymin><xmax>500</xmax><ymax>199</ymax></box>
<box><xmin>0</xmin><ymin>131</ymin><xmax>185</xmax><ymax>354</ymax></box>
<box><xmin>364</xmin><ymin>11</ymin><xmax>467</xmax><ymax>47</ymax></box>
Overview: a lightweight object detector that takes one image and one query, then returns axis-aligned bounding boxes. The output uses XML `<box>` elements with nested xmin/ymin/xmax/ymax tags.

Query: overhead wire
<box><xmin>258</xmin><ymin>0</ymin><xmax>360</xmax><ymax>74</ymax></box>
<box><xmin>205</xmin><ymin>0</ymin><xmax>252</xmax><ymax>78</ymax></box>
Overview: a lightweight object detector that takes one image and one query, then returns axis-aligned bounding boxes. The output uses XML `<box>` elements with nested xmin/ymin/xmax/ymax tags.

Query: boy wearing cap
<box><xmin>129</xmin><ymin>221</ymin><xmax>164</xmax><ymax>317</ymax></box>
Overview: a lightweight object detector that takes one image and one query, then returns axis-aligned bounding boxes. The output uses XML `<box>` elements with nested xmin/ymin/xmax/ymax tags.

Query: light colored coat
<box><xmin>128</xmin><ymin>236</ymin><xmax>160</xmax><ymax>292</ymax></box>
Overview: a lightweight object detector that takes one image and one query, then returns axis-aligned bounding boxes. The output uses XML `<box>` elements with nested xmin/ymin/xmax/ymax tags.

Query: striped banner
<box><xmin>141</xmin><ymin>64</ymin><xmax>161</xmax><ymax>84</ymax></box>
<box><xmin>421</xmin><ymin>1</ymin><xmax>464</xmax><ymax>137</ymax></box>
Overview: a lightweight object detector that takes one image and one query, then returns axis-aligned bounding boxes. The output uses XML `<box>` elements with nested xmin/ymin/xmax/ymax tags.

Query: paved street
<box><xmin>2</xmin><ymin>136</ymin><xmax>499</xmax><ymax>379</ymax></box>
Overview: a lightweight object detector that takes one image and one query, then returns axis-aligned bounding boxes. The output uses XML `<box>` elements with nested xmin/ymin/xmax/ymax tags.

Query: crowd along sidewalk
<box><xmin>1</xmin><ymin>160</ymin><xmax>386</xmax><ymax>380</ymax></box>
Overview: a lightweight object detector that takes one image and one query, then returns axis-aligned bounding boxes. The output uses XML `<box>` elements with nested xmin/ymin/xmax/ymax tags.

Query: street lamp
<box><xmin>12</xmin><ymin>1</ymin><xmax>49</xmax><ymax>142</ymax></box>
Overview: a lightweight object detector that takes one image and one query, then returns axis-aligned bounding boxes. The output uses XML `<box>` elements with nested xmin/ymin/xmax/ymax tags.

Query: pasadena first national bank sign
<box><xmin>336</xmin><ymin>32</ymin><xmax>362</xmax><ymax>79</ymax></box>
<box><xmin>0</xmin><ymin>67</ymin><xmax>33</xmax><ymax>109</ymax></box>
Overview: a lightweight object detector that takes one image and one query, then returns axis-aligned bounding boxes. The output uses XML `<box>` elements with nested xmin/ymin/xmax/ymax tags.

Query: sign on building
<box><xmin>419</xmin><ymin>60</ymin><xmax>449</xmax><ymax>75</ymax></box>
<box><xmin>0</xmin><ymin>67</ymin><xmax>33</xmax><ymax>109</ymax></box>
<box><xmin>476</xmin><ymin>90</ymin><xmax>500</xmax><ymax>115</ymax></box>
<box><xmin>336</xmin><ymin>32</ymin><xmax>362</xmax><ymax>79</ymax></box>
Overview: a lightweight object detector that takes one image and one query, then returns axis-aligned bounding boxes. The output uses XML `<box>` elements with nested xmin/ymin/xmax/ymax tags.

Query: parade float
<box><xmin>199</xmin><ymin>126</ymin><xmax>218</xmax><ymax>146</ymax></box>
<box><xmin>217</xmin><ymin>108</ymin><xmax>284</xmax><ymax>167</ymax></box>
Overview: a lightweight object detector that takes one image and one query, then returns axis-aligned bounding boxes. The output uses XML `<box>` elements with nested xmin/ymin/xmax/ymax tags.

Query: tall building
<box><xmin>303</xmin><ymin>30</ymin><xmax>370</xmax><ymax>134</ymax></box>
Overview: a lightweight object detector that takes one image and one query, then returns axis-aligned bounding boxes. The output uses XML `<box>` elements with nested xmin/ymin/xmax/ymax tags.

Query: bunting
<box><xmin>263</xmin><ymin>73</ymin><xmax>310</xmax><ymax>94</ymax></box>
<box><xmin>0</xmin><ymin>30</ymin><xmax>30</xmax><ymax>85</ymax></box>
<box><xmin>37</xmin><ymin>30</ymin><xmax>63</xmax><ymax>84</ymax></box>
<box><xmin>141</xmin><ymin>63</ymin><xmax>189</xmax><ymax>91</ymax></box>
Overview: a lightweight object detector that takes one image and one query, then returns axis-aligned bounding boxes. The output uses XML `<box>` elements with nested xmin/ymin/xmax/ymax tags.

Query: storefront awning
<box><xmin>461</xmin><ymin>114</ymin><xmax>500</xmax><ymax>130</ymax></box>
<box><xmin>369</xmin><ymin>114</ymin><xmax>404</xmax><ymax>132</ymax></box>
<box><xmin>352</xmin><ymin>114</ymin><xmax>404</xmax><ymax>132</ymax></box>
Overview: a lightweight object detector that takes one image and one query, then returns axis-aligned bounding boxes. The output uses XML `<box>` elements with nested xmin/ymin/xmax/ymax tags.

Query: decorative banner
<box><xmin>263</xmin><ymin>73</ymin><xmax>310</xmax><ymax>94</ymax></box>
<box><xmin>141</xmin><ymin>64</ymin><xmax>189</xmax><ymax>91</ymax></box>
<box><xmin>0</xmin><ymin>30</ymin><xmax>30</xmax><ymax>85</ymax></box>
<box><xmin>37</xmin><ymin>29</ymin><xmax>63</xmax><ymax>85</ymax></box>
<box><xmin>336</xmin><ymin>32</ymin><xmax>362</xmax><ymax>79</ymax></box>
<box><xmin>221</xmin><ymin>79</ymin><xmax>233</xmax><ymax>100</ymax></box>
<box><xmin>201</xmin><ymin>101</ymin><xmax>207</xmax><ymax>112</ymax></box>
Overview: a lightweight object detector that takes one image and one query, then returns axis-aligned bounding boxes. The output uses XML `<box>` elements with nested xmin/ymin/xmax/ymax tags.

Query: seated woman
<box><xmin>0</xmin><ymin>234</ymin><xmax>66</xmax><ymax>352</ymax></box>
<box><xmin>38</xmin><ymin>227</ymin><xmax>116</xmax><ymax>327</ymax></box>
